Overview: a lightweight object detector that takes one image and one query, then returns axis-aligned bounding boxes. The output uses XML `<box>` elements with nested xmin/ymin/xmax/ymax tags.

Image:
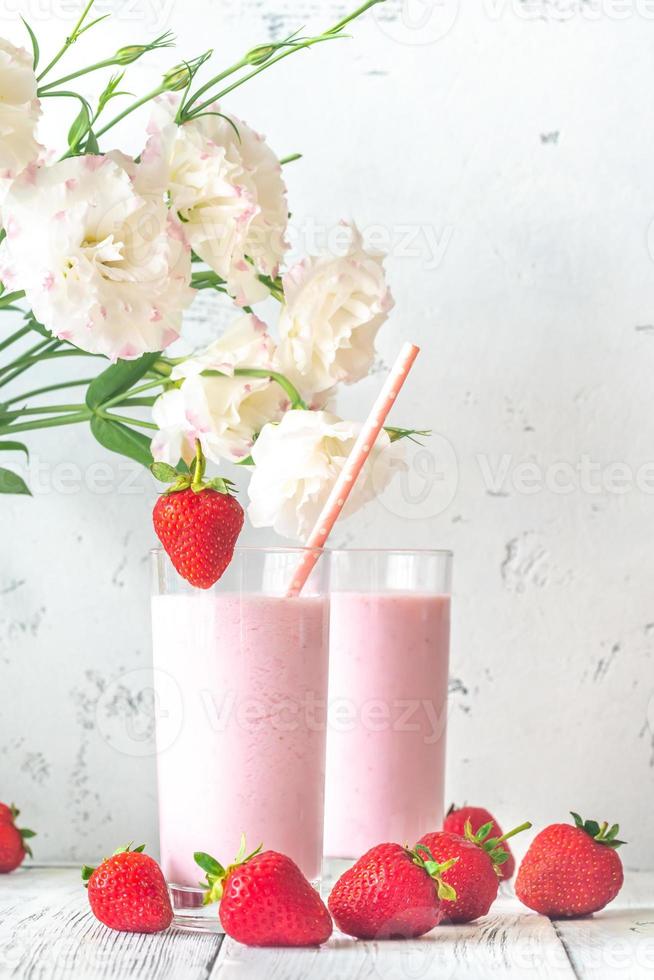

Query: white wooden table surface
<box><xmin>0</xmin><ymin>866</ymin><xmax>652</xmax><ymax>980</ymax></box>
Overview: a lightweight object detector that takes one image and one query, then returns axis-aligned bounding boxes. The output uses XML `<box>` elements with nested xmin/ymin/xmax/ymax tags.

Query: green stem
<box><xmin>0</xmin><ymin>338</ymin><xmax>60</xmax><ymax>379</ymax></box>
<box><xmin>184</xmin><ymin>56</ymin><xmax>249</xmax><ymax>113</ymax></box>
<box><xmin>8</xmin><ymin>403</ymin><xmax>86</xmax><ymax>416</ymax></box>
<box><xmin>95</xmin><ymin>84</ymin><xmax>166</xmax><ymax>138</ymax></box>
<box><xmin>0</xmin><ymin>291</ymin><xmax>27</xmax><ymax>310</ymax></box>
<box><xmin>188</xmin><ymin>0</ymin><xmax>383</xmax><ymax>117</ymax></box>
<box><xmin>101</xmin><ymin>377</ymin><xmax>168</xmax><ymax>410</ymax></box>
<box><xmin>191</xmin><ymin>438</ymin><xmax>206</xmax><ymax>487</ymax></box>
<box><xmin>38</xmin><ymin>56</ymin><xmax>117</xmax><ymax>93</ymax></box>
<box><xmin>0</xmin><ymin>325</ymin><xmax>31</xmax><ymax>354</ymax></box>
<box><xmin>37</xmin><ymin>0</ymin><xmax>97</xmax><ymax>81</ymax></box>
<box><xmin>101</xmin><ymin>412</ymin><xmax>158</xmax><ymax>430</ymax></box>
<box><xmin>495</xmin><ymin>822</ymin><xmax>533</xmax><ymax>845</ymax></box>
<box><xmin>234</xmin><ymin>368</ymin><xmax>306</xmax><ymax>409</ymax></box>
<box><xmin>3</xmin><ymin>377</ymin><xmax>96</xmax><ymax>406</ymax></box>
<box><xmin>0</xmin><ymin>411</ymin><xmax>91</xmax><ymax>436</ymax></box>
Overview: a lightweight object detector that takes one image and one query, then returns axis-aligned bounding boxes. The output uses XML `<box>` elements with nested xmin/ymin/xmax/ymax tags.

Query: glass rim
<box><xmin>151</xmin><ymin>546</ymin><xmax>452</xmax><ymax>557</ymax></box>
<box><xmin>149</xmin><ymin>545</ymin><xmax>327</xmax><ymax>557</ymax></box>
<box><xmin>329</xmin><ymin>547</ymin><xmax>453</xmax><ymax>557</ymax></box>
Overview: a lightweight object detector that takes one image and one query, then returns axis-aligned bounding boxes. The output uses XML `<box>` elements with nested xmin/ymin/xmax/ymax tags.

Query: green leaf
<box><xmin>0</xmin><ymin>441</ymin><xmax>29</xmax><ymax>459</ymax></box>
<box><xmin>67</xmin><ymin>101</ymin><xmax>92</xmax><ymax>150</ymax></box>
<box><xmin>21</xmin><ymin>16</ymin><xmax>39</xmax><ymax>69</ymax></box>
<box><xmin>0</xmin><ymin>409</ymin><xmax>24</xmax><ymax>427</ymax></box>
<box><xmin>585</xmin><ymin>820</ymin><xmax>601</xmax><ymax>839</ymax></box>
<box><xmin>84</xmin><ymin>128</ymin><xmax>100</xmax><ymax>154</ymax></box>
<box><xmin>475</xmin><ymin>821</ymin><xmax>494</xmax><ymax>843</ymax></box>
<box><xmin>81</xmin><ymin>864</ymin><xmax>95</xmax><ymax>883</ymax></box>
<box><xmin>90</xmin><ymin>416</ymin><xmax>153</xmax><ymax>468</ymax></box>
<box><xmin>570</xmin><ymin>812</ymin><xmax>583</xmax><ymax>829</ymax></box>
<box><xmin>20</xmin><ymin>829</ymin><xmax>36</xmax><ymax>839</ymax></box>
<box><xmin>24</xmin><ymin>312</ymin><xmax>52</xmax><ymax>338</ymax></box>
<box><xmin>0</xmin><ymin>467</ymin><xmax>30</xmax><ymax>495</ymax></box>
<box><xmin>86</xmin><ymin>353</ymin><xmax>161</xmax><ymax>410</ymax></box>
<box><xmin>151</xmin><ymin>462</ymin><xmax>179</xmax><ymax>483</ymax></box>
<box><xmin>194</xmin><ymin>852</ymin><xmax>225</xmax><ymax>877</ymax></box>
<box><xmin>437</xmin><ymin>880</ymin><xmax>457</xmax><ymax>903</ymax></box>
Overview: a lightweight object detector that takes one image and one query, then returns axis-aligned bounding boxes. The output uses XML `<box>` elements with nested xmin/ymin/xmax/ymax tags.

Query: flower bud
<box><xmin>163</xmin><ymin>62</ymin><xmax>192</xmax><ymax>92</ymax></box>
<box><xmin>115</xmin><ymin>45</ymin><xmax>148</xmax><ymax>66</ymax></box>
<box><xmin>245</xmin><ymin>44</ymin><xmax>276</xmax><ymax>66</ymax></box>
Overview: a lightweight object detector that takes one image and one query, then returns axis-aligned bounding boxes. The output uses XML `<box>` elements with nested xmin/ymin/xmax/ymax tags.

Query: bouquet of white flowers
<box><xmin>0</xmin><ymin>0</ymin><xmax>422</xmax><ymax>540</ymax></box>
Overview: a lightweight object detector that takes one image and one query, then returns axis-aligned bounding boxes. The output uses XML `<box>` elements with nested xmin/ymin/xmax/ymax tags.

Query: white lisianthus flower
<box><xmin>0</xmin><ymin>39</ymin><xmax>41</xmax><ymax>200</ymax></box>
<box><xmin>0</xmin><ymin>155</ymin><xmax>194</xmax><ymax>360</ymax></box>
<box><xmin>151</xmin><ymin>314</ymin><xmax>287</xmax><ymax>465</ymax></box>
<box><xmin>274</xmin><ymin>223</ymin><xmax>394</xmax><ymax>399</ymax></box>
<box><xmin>247</xmin><ymin>409</ymin><xmax>405</xmax><ymax>540</ymax></box>
<box><xmin>142</xmin><ymin>98</ymin><xmax>288</xmax><ymax>306</ymax></box>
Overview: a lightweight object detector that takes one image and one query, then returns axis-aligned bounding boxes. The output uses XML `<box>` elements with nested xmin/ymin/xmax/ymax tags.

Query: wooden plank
<box><xmin>0</xmin><ymin>867</ymin><xmax>222</xmax><ymax>980</ymax></box>
<box><xmin>555</xmin><ymin>871</ymin><xmax>654</xmax><ymax>980</ymax></box>
<box><xmin>0</xmin><ymin>867</ymin><xmax>651</xmax><ymax>980</ymax></box>
<box><xmin>211</xmin><ymin>890</ymin><xmax>578</xmax><ymax>980</ymax></box>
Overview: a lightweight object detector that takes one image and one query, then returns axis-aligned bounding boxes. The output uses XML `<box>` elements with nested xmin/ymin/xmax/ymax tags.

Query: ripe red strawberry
<box><xmin>417</xmin><ymin>819</ymin><xmax>531</xmax><ymax>923</ymax></box>
<box><xmin>516</xmin><ymin>813</ymin><xmax>625</xmax><ymax>918</ymax></box>
<box><xmin>327</xmin><ymin>842</ymin><xmax>457</xmax><ymax>940</ymax></box>
<box><xmin>0</xmin><ymin>803</ymin><xmax>17</xmax><ymax>824</ymax></box>
<box><xmin>152</xmin><ymin>454</ymin><xmax>244</xmax><ymax>589</ymax></box>
<box><xmin>82</xmin><ymin>844</ymin><xmax>173</xmax><ymax>933</ymax></box>
<box><xmin>196</xmin><ymin>839</ymin><xmax>332</xmax><ymax>947</ymax></box>
<box><xmin>444</xmin><ymin>804</ymin><xmax>516</xmax><ymax>879</ymax></box>
<box><xmin>0</xmin><ymin>803</ymin><xmax>36</xmax><ymax>873</ymax></box>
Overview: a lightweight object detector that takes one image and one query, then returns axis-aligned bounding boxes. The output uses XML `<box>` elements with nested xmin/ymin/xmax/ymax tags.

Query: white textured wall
<box><xmin>1</xmin><ymin>0</ymin><xmax>653</xmax><ymax>870</ymax></box>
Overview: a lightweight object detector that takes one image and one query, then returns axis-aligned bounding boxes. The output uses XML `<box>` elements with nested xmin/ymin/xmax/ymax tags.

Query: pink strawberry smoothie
<box><xmin>151</xmin><ymin>592</ymin><xmax>329</xmax><ymax>887</ymax></box>
<box><xmin>324</xmin><ymin>592</ymin><xmax>451</xmax><ymax>858</ymax></box>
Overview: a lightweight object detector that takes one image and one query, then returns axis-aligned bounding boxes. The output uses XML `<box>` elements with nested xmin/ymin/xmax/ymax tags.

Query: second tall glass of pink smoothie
<box><xmin>151</xmin><ymin>547</ymin><xmax>329</xmax><ymax>929</ymax></box>
<box><xmin>324</xmin><ymin>549</ymin><xmax>452</xmax><ymax>861</ymax></box>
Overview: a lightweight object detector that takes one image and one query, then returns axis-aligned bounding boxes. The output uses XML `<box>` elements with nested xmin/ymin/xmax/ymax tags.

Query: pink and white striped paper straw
<box><xmin>287</xmin><ymin>342</ymin><xmax>421</xmax><ymax>597</ymax></box>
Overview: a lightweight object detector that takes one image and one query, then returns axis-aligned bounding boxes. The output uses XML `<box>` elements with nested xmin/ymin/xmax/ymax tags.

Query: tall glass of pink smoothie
<box><xmin>324</xmin><ymin>549</ymin><xmax>452</xmax><ymax>863</ymax></box>
<box><xmin>151</xmin><ymin>547</ymin><xmax>329</xmax><ymax>930</ymax></box>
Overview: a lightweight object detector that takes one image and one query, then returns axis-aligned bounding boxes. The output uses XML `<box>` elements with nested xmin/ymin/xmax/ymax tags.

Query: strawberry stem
<box><xmin>494</xmin><ymin>821</ymin><xmax>532</xmax><ymax>845</ymax></box>
<box><xmin>195</xmin><ymin>834</ymin><xmax>263</xmax><ymax>905</ymax></box>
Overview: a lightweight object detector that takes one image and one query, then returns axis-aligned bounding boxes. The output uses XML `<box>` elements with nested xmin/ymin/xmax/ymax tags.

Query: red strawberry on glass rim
<box><xmin>152</xmin><ymin>441</ymin><xmax>244</xmax><ymax>589</ymax></box>
<box><xmin>417</xmin><ymin>818</ymin><xmax>531</xmax><ymax>923</ymax></box>
<box><xmin>515</xmin><ymin>812</ymin><xmax>625</xmax><ymax>918</ymax></box>
<box><xmin>196</xmin><ymin>837</ymin><xmax>332</xmax><ymax>947</ymax></box>
<box><xmin>444</xmin><ymin>804</ymin><xmax>516</xmax><ymax>879</ymax></box>
<box><xmin>82</xmin><ymin>844</ymin><xmax>173</xmax><ymax>933</ymax></box>
<box><xmin>0</xmin><ymin>803</ymin><xmax>36</xmax><ymax>873</ymax></box>
<box><xmin>328</xmin><ymin>842</ymin><xmax>458</xmax><ymax>940</ymax></box>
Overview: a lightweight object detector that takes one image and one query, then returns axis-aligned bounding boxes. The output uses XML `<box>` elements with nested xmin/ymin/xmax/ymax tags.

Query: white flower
<box><xmin>274</xmin><ymin>223</ymin><xmax>394</xmax><ymax>399</ymax></box>
<box><xmin>0</xmin><ymin>155</ymin><xmax>194</xmax><ymax>360</ymax></box>
<box><xmin>247</xmin><ymin>409</ymin><xmax>405</xmax><ymax>540</ymax></box>
<box><xmin>0</xmin><ymin>39</ymin><xmax>41</xmax><ymax>200</ymax></box>
<box><xmin>151</xmin><ymin>314</ymin><xmax>286</xmax><ymax>465</ymax></box>
<box><xmin>142</xmin><ymin>98</ymin><xmax>288</xmax><ymax>306</ymax></box>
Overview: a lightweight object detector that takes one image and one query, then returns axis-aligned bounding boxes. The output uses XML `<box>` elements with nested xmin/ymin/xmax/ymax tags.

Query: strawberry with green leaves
<box><xmin>82</xmin><ymin>844</ymin><xmax>173</xmax><ymax>933</ymax></box>
<box><xmin>0</xmin><ymin>803</ymin><xmax>35</xmax><ymax>873</ymax></box>
<box><xmin>516</xmin><ymin>813</ymin><xmax>625</xmax><ymax>918</ymax></box>
<box><xmin>152</xmin><ymin>441</ymin><xmax>244</xmax><ymax>589</ymax></box>
<box><xmin>196</xmin><ymin>837</ymin><xmax>332</xmax><ymax>947</ymax></box>
<box><xmin>417</xmin><ymin>819</ymin><xmax>532</xmax><ymax>923</ymax></box>
<box><xmin>444</xmin><ymin>804</ymin><xmax>516</xmax><ymax>879</ymax></box>
<box><xmin>328</xmin><ymin>842</ymin><xmax>458</xmax><ymax>940</ymax></box>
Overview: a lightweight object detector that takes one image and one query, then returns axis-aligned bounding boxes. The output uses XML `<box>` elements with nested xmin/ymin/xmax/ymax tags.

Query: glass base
<box><xmin>169</xmin><ymin>884</ymin><xmax>224</xmax><ymax>934</ymax></box>
<box><xmin>322</xmin><ymin>856</ymin><xmax>355</xmax><ymax>893</ymax></box>
<box><xmin>168</xmin><ymin>878</ymin><xmax>323</xmax><ymax>933</ymax></box>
